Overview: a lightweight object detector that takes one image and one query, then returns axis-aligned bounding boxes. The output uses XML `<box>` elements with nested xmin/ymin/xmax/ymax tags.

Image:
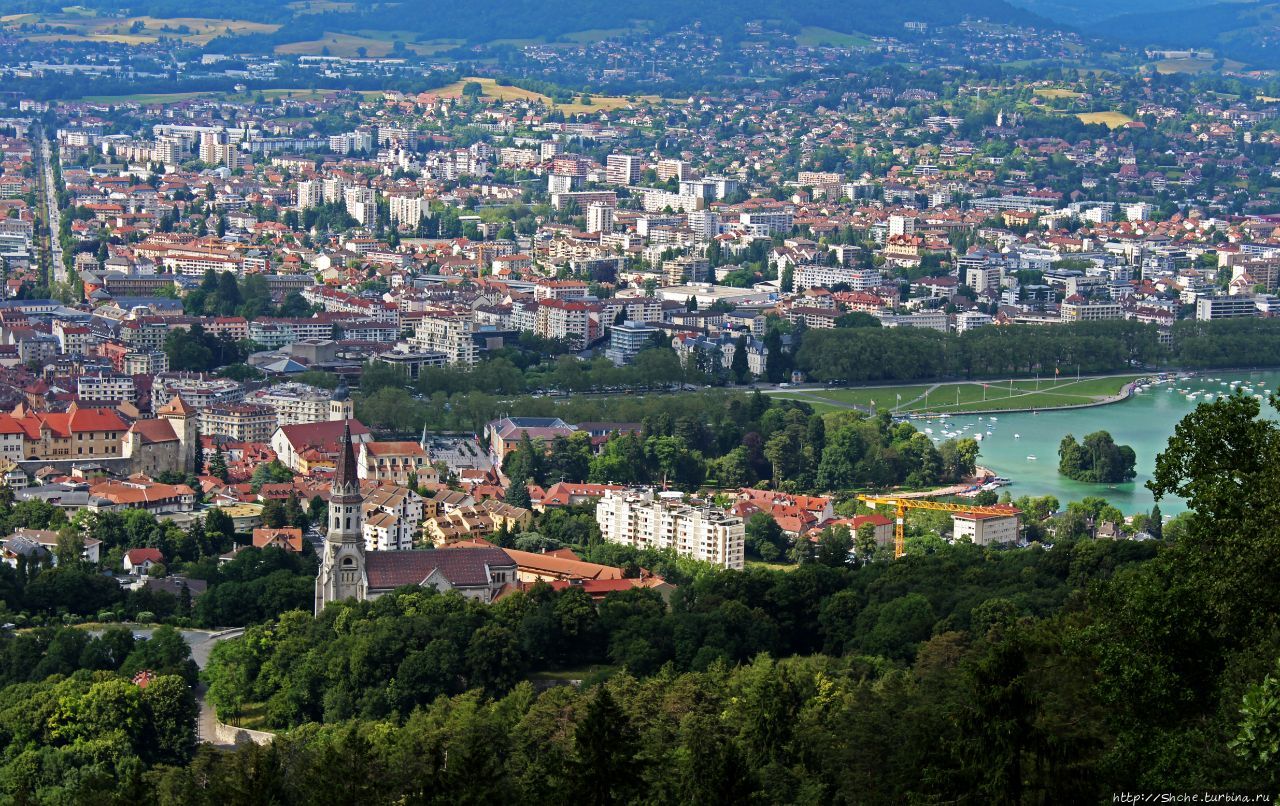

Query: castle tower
<box><xmin>315</xmin><ymin>422</ymin><xmax>366</xmax><ymax>614</ymax></box>
<box><xmin>329</xmin><ymin>381</ymin><xmax>354</xmax><ymax>421</ymax></box>
<box><xmin>156</xmin><ymin>395</ymin><xmax>196</xmax><ymax>473</ymax></box>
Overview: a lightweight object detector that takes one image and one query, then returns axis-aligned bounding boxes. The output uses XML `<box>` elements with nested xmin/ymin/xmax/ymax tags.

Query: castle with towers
<box><xmin>122</xmin><ymin>394</ymin><xmax>199</xmax><ymax>477</ymax></box>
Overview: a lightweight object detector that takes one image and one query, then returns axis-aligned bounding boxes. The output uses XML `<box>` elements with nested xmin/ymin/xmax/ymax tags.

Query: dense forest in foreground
<box><xmin>0</xmin><ymin>394</ymin><xmax>1278</xmax><ymax>801</ymax></box>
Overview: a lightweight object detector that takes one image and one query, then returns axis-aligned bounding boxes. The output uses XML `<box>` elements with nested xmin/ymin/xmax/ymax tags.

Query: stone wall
<box><xmin>212</xmin><ymin>717</ymin><xmax>274</xmax><ymax>746</ymax></box>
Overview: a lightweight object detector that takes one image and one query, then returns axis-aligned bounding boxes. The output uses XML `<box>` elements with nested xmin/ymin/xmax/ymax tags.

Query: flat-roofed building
<box><xmin>200</xmin><ymin>403</ymin><xmax>277</xmax><ymax>444</ymax></box>
<box><xmin>595</xmin><ymin>488</ymin><xmax>745</xmax><ymax>570</ymax></box>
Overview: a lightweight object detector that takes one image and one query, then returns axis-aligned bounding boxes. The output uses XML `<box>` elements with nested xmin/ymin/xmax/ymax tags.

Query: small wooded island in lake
<box><xmin>1058</xmin><ymin>431</ymin><xmax>1138</xmax><ymax>483</ymax></box>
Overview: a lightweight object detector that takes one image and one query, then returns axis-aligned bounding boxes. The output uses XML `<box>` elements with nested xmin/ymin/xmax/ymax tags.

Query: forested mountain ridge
<box><xmin>0</xmin><ymin>0</ymin><xmax>1047</xmax><ymax>43</ymax></box>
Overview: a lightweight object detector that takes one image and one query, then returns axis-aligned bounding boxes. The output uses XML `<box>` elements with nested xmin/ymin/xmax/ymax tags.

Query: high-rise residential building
<box><xmin>547</xmin><ymin>173</ymin><xmax>581</xmax><ymax>194</ymax></box>
<box><xmin>656</xmin><ymin>159</ymin><xmax>690</xmax><ymax>181</ymax></box>
<box><xmin>888</xmin><ymin>214</ymin><xmax>917</xmax><ymax>237</ymax></box>
<box><xmin>296</xmin><ymin>180</ymin><xmax>322</xmax><ymax>210</ymax></box>
<box><xmin>199</xmin><ymin>403</ymin><xmax>278</xmax><ymax>444</ymax></box>
<box><xmin>388</xmin><ymin>194</ymin><xmax>425</xmax><ymax>225</ymax></box>
<box><xmin>606</xmin><ymin>154</ymin><xmax>641</xmax><ymax>186</ymax></box>
<box><xmin>409</xmin><ymin>314</ymin><xmax>478</xmax><ymax>365</ymax></box>
<box><xmin>587</xmin><ymin>203</ymin><xmax>615</xmax><ymax>234</ymax></box>
<box><xmin>344</xmin><ymin>186</ymin><xmax>376</xmax><ymax>226</ymax></box>
<box><xmin>595</xmin><ymin>488</ymin><xmax>745</xmax><ymax>570</ymax></box>
<box><xmin>687</xmin><ymin>209</ymin><xmax>720</xmax><ymax>239</ymax></box>
<box><xmin>604</xmin><ymin>320</ymin><xmax>658</xmax><ymax>365</ymax></box>
<box><xmin>198</xmin><ymin>130</ymin><xmax>225</xmax><ymax>165</ymax></box>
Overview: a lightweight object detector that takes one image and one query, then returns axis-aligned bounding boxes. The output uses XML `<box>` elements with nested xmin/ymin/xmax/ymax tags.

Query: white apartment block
<box><xmin>344</xmin><ymin>186</ymin><xmax>376</xmax><ymax>226</ymax></box>
<box><xmin>739</xmin><ymin>207</ymin><xmax>793</xmax><ymax>236</ymax></box>
<box><xmin>535</xmin><ymin>300</ymin><xmax>596</xmax><ymax>348</ymax></box>
<box><xmin>296</xmin><ymin>180</ymin><xmax>322</xmax><ymax>210</ymax></box>
<box><xmin>246</xmin><ymin>382</ymin><xmax>353</xmax><ymax>427</ymax></box>
<box><xmin>794</xmin><ymin>264</ymin><xmax>878</xmax><ymax>290</ymax></box>
<box><xmin>875</xmin><ymin>310</ymin><xmax>950</xmax><ymax>331</ymax></box>
<box><xmin>952</xmin><ymin>512</ymin><xmax>1019</xmax><ymax>546</ymax></box>
<box><xmin>687</xmin><ymin>209</ymin><xmax>721</xmax><ymax>239</ymax></box>
<box><xmin>888</xmin><ymin>214</ymin><xmax>917</xmax><ymax>237</ymax></box>
<box><xmin>595</xmin><ymin>489</ymin><xmax>745</xmax><ymax>570</ymax></box>
<box><xmin>600</xmin><ymin>297</ymin><xmax>663</xmax><ymax>325</ymax></box>
<box><xmin>955</xmin><ymin>310</ymin><xmax>993</xmax><ymax>333</ymax></box>
<box><xmin>657</xmin><ymin>159</ymin><xmax>690</xmax><ymax>181</ymax></box>
<box><xmin>966</xmin><ymin>266</ymin><xmax>1005</xmax><ymax>293</ymax></box>
<box><xmin>160</xmin><ymin>248</ymin><xmax>242</xmax><ymax>276</ymax></box>
<box><xmin>76</xmin><ymin>373</ymin><xmax>136</xmax><ymax>404</ymax></box>
<box><xmin>388</xmin><ymin>194</ymin><xmax>425</xmax><ymax>225</ymax></box>
<box><xmin>587</xmin><ymin>203</ymin><xmax>615</xmax><ymax>234</ymax></box>
<box><xmin>362</xmin><ymin>485</ymin><xmax>425</xmax><ymax>552</ymax></box>
<box><xmin>1060</xmin><ymin>298</ymin><xmax>1124</xmax><ymax>322</ymax></box>
<box><xmin>605</xmin><ymin>154</ymin><xmax>641</xmax><ymax>186</ymax></box>
<box><xmin>409</xmin><ymin>314</ymin><xmax>478</xmax><ymax>365</ymax></box>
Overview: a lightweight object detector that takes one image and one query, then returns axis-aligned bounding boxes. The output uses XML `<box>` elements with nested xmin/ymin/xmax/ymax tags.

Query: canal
<box><xmin>920</xmin><ymin>370</ymin><xmax>1280</xmax><ymax>515</ymax></box>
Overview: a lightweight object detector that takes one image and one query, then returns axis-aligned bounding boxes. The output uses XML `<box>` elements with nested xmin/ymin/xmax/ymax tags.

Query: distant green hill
<box><xmin>1007</xmin><ymin>0</ymin><xmax>1219</xmax><ymax>24</ymax></box>
<box><xmin>1078</xmin><ymin>1</ymin><xmax>1280</xmax><ymax>67</ymax></box>
<box><xmin>0</xmin><ymin>0</ymin><xmax>1046</xmax><ymax>43</ymax></box>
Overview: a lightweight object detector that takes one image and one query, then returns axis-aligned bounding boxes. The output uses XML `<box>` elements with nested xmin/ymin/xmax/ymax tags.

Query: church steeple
<box><xmin>331</xmin><ymin>421</ymin><xmax>360</xmax><ymax>502</ymax></box>
<box><xmin>315</xmin><ymin>421</ymin><xmax>366</xmax><ymax>613</ymax></box>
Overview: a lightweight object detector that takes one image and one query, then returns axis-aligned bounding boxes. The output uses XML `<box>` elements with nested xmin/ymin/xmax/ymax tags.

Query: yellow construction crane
<box><xmin>857</xmin><ymin>494</ymin><xmax>1017</xmax><ymax>559</ymax></box>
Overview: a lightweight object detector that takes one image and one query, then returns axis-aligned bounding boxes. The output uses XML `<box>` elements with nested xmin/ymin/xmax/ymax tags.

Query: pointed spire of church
<box><xmin>333</xmin><ymin>421</ymin><xmax>358</xmax><ymax>499</ymax></box>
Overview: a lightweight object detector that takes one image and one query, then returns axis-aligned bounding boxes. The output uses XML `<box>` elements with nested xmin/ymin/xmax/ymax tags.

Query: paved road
<box><xmin>34</xmin><ymin>132</ymin><xmax>64</xmax><ymax>284</ymax></box>
<box><xmin>122</xmin><ymin>626</ymin><xmax>245</xmax><ymax>746</ymax></box>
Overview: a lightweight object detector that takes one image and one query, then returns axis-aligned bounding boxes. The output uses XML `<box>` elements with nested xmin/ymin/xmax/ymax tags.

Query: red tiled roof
<box><xmin>125</xmin><ymin>547</ymin><xmax>164</xmax><ymax>564</ymax></box>
<box><xmin>365</xmin><ymin>546</ymin><xmax>515</xmax><ymax>590</ymax></box>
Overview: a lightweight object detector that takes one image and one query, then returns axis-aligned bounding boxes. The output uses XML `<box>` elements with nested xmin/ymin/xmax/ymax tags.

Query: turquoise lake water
<box><xmin>915</xmin><ymin>370</ymin><xmax>1280</xmax><ymax>515</ymax></box>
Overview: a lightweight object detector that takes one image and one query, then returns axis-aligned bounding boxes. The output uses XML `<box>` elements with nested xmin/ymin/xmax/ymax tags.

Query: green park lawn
<box><xmin>769</xmin><ymin>375</ymin><xmax>1143</xmax><ymax>415</ymax></box>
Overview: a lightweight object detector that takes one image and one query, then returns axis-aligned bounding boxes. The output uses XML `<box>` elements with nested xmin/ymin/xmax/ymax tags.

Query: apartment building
<box><xmin>151</xmin><ymin>374</ymin><xmax>244</xmax><ymax>411</ymax></box>
<box><xmin>595</xmin><ymin>488</ymin><xmax>745</xmax><ymax>570</ymax></box>
<box><xmin>1060</xmin><ymin>296</ymin><xmax>1124</xmax><ymax>322</ymax></box>
<box><xmin>605</xmin><ymin>320</ymin><xmax>659</xmax><ymax>366</ymax></box>
<box><xmin>952</xmin><ymin>508</ymin><xmax>1021</xmax><ymax>546</ymax></box>
<box><xmin>794</xmin><ymin>264</ymin><xmax>880</xmax><ymax>290</ymax></box>
<box><xmin>409</xmin><ymin>313</ymin><xmax>478</xmax><ymax>365</ymax></box>
<box><xmin>605</xmin><ymin>154</ymin><xmax>641</xmax><ymax>186</ymax></box>
<box><xmin>965</xmin><ymin>265</ymin><xmax>1006</xmax><ymax>294</ymax></box>
<box><xmin>159</xmin><ymin>248</ymin><xmax>243</xmax><ymax>276</ymax></box>
<box><xmin>535</xmin><ymin>299</ymin><xmax>599</xmax><ymax>348</ymax></box>
<box><xmin>52</xmin><ymin>321</ymin><xmax>91</xmax><ymax>355</ymax></box>
<box><xmin>388</xmin><ymin>194</ymin><xmax>425</xmax><ymax>225</ymax></box>
<box><xmin>599</xmin><ymin>297</ymin><xmax>663</xmax><ymax>325</ymax></box>
<box><xmin>533</xmin><ymin>279</ymin><xmax>589</xmax><ymax>301</ymax></box>
<box><xmin>1195</xmin><ymin>294</ymin><xmax>1260</xmax><ymax>321</ymax></box>
<box><xmin>738</xmin><ymin>204</ymin><xmax>793</xmax><ymax>236</ymax></box>
<box><xmin>1</xmin><ymin>403</ymin><xmax>129</xmax><ymax>460</ymax></box>
<box><xmin>362</xmin><ymin>484</ymin><xmax>425</xmax><ymax>552</ymax></box>
<box><xmin>357</xmin><ymin>441</ymin><xmax>433</xmax><ymax>486</ymax></box>
<box><xmin>246</xmin><ymin>382</ymin><xmax>353</xmax><ymax>427</ymax></box>
<box><xmin>75</xmin><ymin>372</ymin><xmax>135</xmax><ymax>405</ymax></box>
<box><xmin>199</xmin><ymin>403</ymin><xmax>277</xmax><ymax>444</ymax></box>
<box><xmin>587</xmin><ymin>203</ymin><xmax>615</xmax><ymax>234</ymax></box>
